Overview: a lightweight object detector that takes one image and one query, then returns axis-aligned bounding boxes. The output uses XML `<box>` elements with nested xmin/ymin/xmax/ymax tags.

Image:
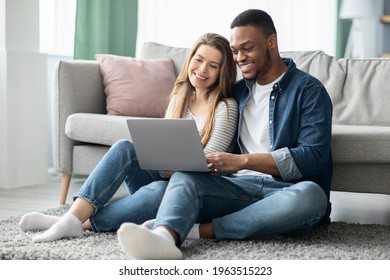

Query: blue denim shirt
<box><xmin>233</xmin><ymin>58</ymin><xmax>333</xmax><ymax>200</ymax></box>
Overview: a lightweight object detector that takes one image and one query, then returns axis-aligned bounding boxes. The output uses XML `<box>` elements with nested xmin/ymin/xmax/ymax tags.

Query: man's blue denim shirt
<box><xmin>233</xmin><ymin>58</ymin><xmax>333</xmax><ymax>200</ymax></box>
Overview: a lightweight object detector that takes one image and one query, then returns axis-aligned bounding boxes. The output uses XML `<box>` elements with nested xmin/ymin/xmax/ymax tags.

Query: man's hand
<box><xmin>160</xmin><ymin>171</ymin><xmax>173</xmax><ymax>178</ymax></box>
<box><xmin>206</xmin><ymin>152</ymin><xmax>245</xmax><ymax>173</ymax></box>
<box><xmin>206</xmin><ymin>152</ymin><xmax>280</xmax><ymax>176</ymax></box>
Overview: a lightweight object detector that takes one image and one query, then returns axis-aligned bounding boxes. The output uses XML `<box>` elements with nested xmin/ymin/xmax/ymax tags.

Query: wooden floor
<box><xmin>1</xmin><ymin>174</ymin><xmax>390</xmax><ymax>226</ymax></box>
<box><xmin>0</xmin><ymin>174</ymin><xmax>127</xmax><ymax>220</ymax></box>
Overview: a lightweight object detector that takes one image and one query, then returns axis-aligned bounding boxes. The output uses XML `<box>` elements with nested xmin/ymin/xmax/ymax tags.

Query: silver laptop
<box><xmin>126</xmin><ymin>118</ymin><xmax>210</xmax><ymax>172</ymax></box>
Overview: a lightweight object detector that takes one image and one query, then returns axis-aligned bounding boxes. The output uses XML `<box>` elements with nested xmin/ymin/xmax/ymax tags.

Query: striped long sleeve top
<box><xmin>165</xmin><ymin>95</ymin><xmax>238</xmax><ymax>155</ymax></box>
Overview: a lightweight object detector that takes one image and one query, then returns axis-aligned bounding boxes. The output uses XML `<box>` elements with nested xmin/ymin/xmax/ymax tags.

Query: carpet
<box><xmin>1</xmin><ymin>205</ymin><xmax>389</xmax><ymax>260</ymax></box>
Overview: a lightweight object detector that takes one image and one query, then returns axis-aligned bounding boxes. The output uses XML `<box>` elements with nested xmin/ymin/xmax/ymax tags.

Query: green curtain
<box><xmin>74</xmin><ymin>0</ymin><xmax>138</xmax><ymax>60</ymax></box>
<box><xmin>335</xmin><ymin>0</ymin><xmax>352</xmax><ymax>58</ymax></box>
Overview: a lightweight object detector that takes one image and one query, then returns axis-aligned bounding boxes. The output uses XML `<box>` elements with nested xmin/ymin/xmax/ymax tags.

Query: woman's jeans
<box><xmin>154</xmin><ymin>171</ymin><xmax>328</xmax><ymax>245</ymax></box>
<box><xmin>73</xmin><ymin>139</ymin><xmax>169</xmax><ymax>232</ymax></box>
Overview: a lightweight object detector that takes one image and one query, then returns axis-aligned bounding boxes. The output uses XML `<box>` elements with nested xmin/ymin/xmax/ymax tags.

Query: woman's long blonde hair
<box><xmin>168</xmin><ymin>33</ymin><xmax>237</xmax><ymax>147</ymax></box>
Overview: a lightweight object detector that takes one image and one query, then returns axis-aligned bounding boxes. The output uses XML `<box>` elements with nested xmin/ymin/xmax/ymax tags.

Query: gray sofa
<box><xmin>52</xmin><ymin>42</ymin><xmax>390</xmax><ymax>204</ymax></box>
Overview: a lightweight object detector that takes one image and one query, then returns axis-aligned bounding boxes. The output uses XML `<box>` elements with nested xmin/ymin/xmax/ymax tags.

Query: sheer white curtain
<box><xmin>39</xmin><ymin>0</ymin><xmax>338</xmax><ymax>57</ymax></box>
<box><xmin>137</xmin><ymin>0</ymin><xmax>337</xmax><ymax>56</ymax></box>
<box><xmin>39</xmin><ymin>0</ymin><xmax>76</xmax><ymax>56</ymax></box>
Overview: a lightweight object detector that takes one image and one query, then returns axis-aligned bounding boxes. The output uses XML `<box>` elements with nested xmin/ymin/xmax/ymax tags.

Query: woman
<box><xmin>19</xmin><ymin>33</ymin><xmax>238</xmax><ymax>242</ymax></box>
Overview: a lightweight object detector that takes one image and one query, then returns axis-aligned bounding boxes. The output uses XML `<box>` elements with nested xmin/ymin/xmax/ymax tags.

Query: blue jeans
<box><xmin>73</xmin><ymin>139</ymin><xmax>169</xmax><ymax>232</ymax></box>
<box><xmin>154</xmin><ymin>172</ymin><xmax>328</xmax><ymax>245</ymax></box>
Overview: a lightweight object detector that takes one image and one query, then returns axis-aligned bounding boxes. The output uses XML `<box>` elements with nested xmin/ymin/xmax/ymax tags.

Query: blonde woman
<box><xmin>19</xmin><ymin>33</ymin><xmax>238</xmax><ymax>242</ymax></box>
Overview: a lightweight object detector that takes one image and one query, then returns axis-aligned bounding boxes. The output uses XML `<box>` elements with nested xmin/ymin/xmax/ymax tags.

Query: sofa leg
<box><xmin>60</xmin><ymin>173</ymin><xmax>72</xmax><ymax>204</ymax></box>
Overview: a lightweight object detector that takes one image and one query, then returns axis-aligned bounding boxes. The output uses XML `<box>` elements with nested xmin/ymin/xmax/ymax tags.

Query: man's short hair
<box><xmin>230</xmin><ymin>9</ymin><xmax>277</xmax><ymax>37</ymax></box>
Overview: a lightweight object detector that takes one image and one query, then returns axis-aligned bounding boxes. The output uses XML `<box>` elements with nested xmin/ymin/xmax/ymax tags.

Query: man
<box><xmin>117</xmin><ymin>9</ymin><xmax>333</xmax><ymax>260</ymax></box>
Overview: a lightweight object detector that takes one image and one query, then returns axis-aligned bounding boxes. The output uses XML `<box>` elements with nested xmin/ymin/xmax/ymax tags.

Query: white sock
<box><xmin>141</xmin><ymin>219</ymin><xmax>155</xmax><ymax>229</ymax></box>
<box><xmin>117</xmin><ymin>223</ymin><xmax>183</xmax><ymax>260</ymax></box>
<box><xmin>187</xmin><ymin>223</ymin><xmax>200</xmax><ymax>239</ymax></box>
<box><xmin>142</xmin><ymin>219</ymin><xmax>200</xmax><ymax>239</ymax></box>
<box><xmin>32</xmin><ymin>213</ymin><xmax>83</xmax><ymax>243</ymax></box>
<box><xmin>19</xmin><ymin>212</ymin><xmax>61</xmax><ymax>232</ymax></box>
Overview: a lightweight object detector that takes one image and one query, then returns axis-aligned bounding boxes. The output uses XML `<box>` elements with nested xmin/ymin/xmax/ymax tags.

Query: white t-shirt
<box><xmin>237</xmin><ymin>75</ymin><xmax>283</xmax><ymax>177</ymax></box>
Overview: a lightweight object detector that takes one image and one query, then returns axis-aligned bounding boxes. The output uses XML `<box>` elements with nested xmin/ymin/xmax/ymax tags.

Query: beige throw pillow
<box><xmin>96</xmin><ymin>54</ymin><xmax>176</xmax><ymax>117</ymax></box>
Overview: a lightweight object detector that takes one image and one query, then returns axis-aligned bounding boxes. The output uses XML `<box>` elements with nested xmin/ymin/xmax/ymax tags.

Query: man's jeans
<box><xmin>154</xmin><ymin>171</ymin><xmax>328</xmax><ymax>245</ymax></box>
<box><xmin>74</xmin><ymin>139</ymin><xmax>168</xmax><ymax>232</ymax></box>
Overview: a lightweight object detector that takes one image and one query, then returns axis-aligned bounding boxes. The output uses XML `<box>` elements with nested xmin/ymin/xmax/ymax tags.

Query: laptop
<box><xmin>126</xmin><ymin>118</ymin><xmax>210</xmax><ymax>172</ymax></box>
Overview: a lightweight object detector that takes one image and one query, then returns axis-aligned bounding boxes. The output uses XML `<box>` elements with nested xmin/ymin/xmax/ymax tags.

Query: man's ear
<box><xmin>268</xmin><ymin>34</ymin><xmax>277</xmax><ymax>49</ymax></box>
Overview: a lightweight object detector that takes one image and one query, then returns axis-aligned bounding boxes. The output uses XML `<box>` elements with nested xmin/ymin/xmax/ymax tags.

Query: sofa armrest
<box><xmin>51</xmin><ymin>60</ymin><xmax>106</xmax><ymax>173</ymax></box>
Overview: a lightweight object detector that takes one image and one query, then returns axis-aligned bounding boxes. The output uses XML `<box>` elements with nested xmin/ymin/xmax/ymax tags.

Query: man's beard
<box><xmin>255</xmin><ymin>47</ymin><xmax>272</xmax><ymax>81</ymax></box>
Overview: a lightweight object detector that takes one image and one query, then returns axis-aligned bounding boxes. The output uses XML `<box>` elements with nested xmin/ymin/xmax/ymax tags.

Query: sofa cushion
<box><xmin>335</xmin><ymin>58</ymin><xmax>390</xmax><ymax>126</ymax></box>
<box><xmin>139</xmin><ymin>42</ymin><xmax>190</xmax><ymax>76</ymax></box>
<box><xmin>65</xmin><ymin>113</ymin><xmax>137</xmax><ymax>146</ymax></box>
<box><xmin>281</xmin><ymin>51</ymin><xmax>390</xmax><ymax>126</ymax></box>
<box><xmin>66</xmin><ymin>114</ymin><xmax>390</xmax><ymax>164</ymax></box>
<box><xmin>332</xmin><ymin>124</ymin><xmax>390</xmax><ymax>163</ymax></box>
<box><xmin>96</xmin><ymin>54</ymin><xmax>176</xmax><ymax>117</ymax></box>
<box><xmin>281</xmin><ymin>51</ymin><xmax>345</xmax><ymax>97</ymax></box>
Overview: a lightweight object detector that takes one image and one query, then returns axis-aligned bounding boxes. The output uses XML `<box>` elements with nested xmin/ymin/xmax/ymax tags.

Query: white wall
<box><xmin>0</xmin><ymin>0</ymin><xmax>48</xmax><ymax>189</ymax></box>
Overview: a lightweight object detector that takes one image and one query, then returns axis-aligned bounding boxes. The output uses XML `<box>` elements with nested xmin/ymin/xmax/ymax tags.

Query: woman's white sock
<box><xmin>32</xmin><ymin>213</ymin><xmax>83</xmax><ymax>243</ymax></box>
<box><xmin>19</xmin><ymin>212</ymin><xmax>61</xmax><ymax>232</ymax></box>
